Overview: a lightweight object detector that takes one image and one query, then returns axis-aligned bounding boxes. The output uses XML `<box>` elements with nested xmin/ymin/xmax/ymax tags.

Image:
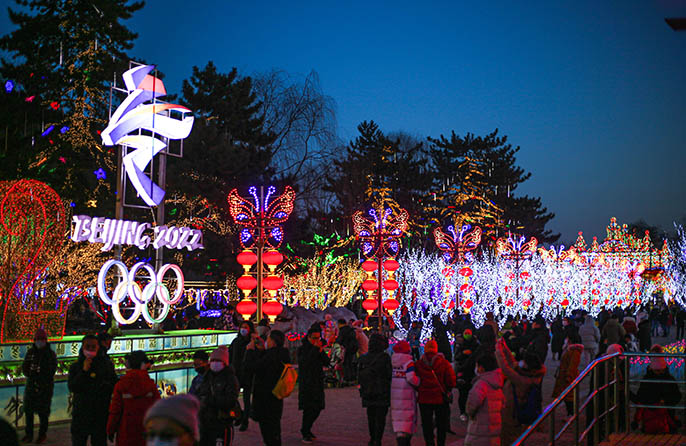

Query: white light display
<box><xmin>101</xmin><ymin>65</ymin><xmax>194</xmax><ymax>207</ymax></box>
<box><xmin>97</xmin><ymin>260</ymin><xmax>184</xmax><ymax>325</ymax></box>
<box><xmin>71</xmin><ymin>215</ymin><xmax>203</xmax><ymax>251</ymax></box>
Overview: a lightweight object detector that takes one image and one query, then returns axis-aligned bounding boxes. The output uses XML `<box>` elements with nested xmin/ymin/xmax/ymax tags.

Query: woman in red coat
<box><xmin>107</xmin><ymin>351</ymin><xmax>160</xmax><ymax>446</ymax></box>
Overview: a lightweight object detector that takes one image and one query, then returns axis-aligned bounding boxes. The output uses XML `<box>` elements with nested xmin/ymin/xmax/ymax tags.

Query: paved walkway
<box><xmin>15</xmin><ymin>333</ymin><xmax>682</xmax><ymax>446</ymax></box>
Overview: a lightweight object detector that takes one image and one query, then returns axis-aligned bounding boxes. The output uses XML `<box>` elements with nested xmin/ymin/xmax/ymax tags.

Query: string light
<box><xmin>281</xmin><ymin>258</ymin><xmax>365</xmax><ymax>309</ymax></box>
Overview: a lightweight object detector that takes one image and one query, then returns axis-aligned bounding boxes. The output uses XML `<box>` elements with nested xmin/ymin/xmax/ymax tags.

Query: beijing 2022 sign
<box><xmin>71</xmin><ymin>215</ymin><xmax>203</xmax><ymax>251</ymax></box>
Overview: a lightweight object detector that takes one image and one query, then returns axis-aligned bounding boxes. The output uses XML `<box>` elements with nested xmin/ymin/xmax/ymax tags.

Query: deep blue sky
<box><xmin>2</xmin><ymin>0</ymin><xmax>685</xmax><ymax>244</ymax></box>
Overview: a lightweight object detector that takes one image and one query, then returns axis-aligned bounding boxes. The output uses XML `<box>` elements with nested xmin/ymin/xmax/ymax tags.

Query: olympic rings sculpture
<box><xmin>97</xmin><ymin>260</ymin><xmax>184</xmax><ymax>325</ymax></box>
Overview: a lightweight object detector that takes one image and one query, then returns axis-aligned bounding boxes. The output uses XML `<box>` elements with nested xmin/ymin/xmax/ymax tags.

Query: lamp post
<box><xmin>228</xmin><ymin>185</ymin><xmax>295</xmax><ymax>321</ymax></box>
<box><xmin>353</xmin><ymin>203</ymin><xmax>409</xmax><ymax>331</ymax></box>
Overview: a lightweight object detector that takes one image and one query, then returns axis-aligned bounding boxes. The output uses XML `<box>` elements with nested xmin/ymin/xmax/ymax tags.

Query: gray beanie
<box><xmin>144</xmin><ymin>394</ymin><xmax>200</xmax><ymax>440</ymax></box>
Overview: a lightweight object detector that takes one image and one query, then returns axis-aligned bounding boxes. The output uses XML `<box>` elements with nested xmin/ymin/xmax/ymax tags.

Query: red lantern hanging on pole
<box><xmin>237</xmin><ymin>250</ymin><xmax>257</xmax><ymax>273</ymax></box>
<box><xmin>236</xmin><ymin>299</ymin><xmax>257</xmax><ymax>320</ymax></box>
<box><xmin>362</xmin><ymin>298</ymin><xmax>378</xmax><ymax>315</ymax></box>
<box><xmin>263</xmin><ymin>250</ymin><xmax>284</xmax><ymax>273</ymax></box>
<box><xmin>237</xmin><ymin>275</ymin><xmax>257</xmax><ymax>298</ymax></box>
<box><xmin>262</xmin><ymin>299</ymin><xmax>283</xmax><ymax>323</ymax></box>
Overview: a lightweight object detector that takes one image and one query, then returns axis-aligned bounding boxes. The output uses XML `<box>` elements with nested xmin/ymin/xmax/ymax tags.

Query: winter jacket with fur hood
<box><xmin>390</xmin><ymin>352</ymin><xmax>420</xmax><ymax>435</ymax></box>
<box><xmin>579</xmin><ymin>316</ymin><xmax>600</xmax><ymax>353</ymax></box>
<box><xmin>465</xmin><ymin>368</ymin><xmax>505</xmax><ymax>446</ymax></box>
<box><xmin>552</xmin><ymin>344</ymin><xmax>584</xmax><ymax>402</ymax></box>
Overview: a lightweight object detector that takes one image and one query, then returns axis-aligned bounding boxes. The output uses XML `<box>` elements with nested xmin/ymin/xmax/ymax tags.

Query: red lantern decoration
<box><xmin>237</xmin><ymin>250</ymin><xmax>257</xmax><ymax>272</ymax></box>
<box><xmin>236</xmin><ymin>275</ymin><xmax>257</xmax><ymax>297</ymax></box>
<box><xmin>458</xmin><ymin>267</ymin><xmax>473</xmax><ymax>277</ymax></box>
<box><xmin>236</xmin><ymin>299</ymin><xmax>257</xmax><ymax>320</ymax></box>
<box><xmin>362</xmin><ymin>279</ymin><xmax>379</xmax><ymax>292</ymax></box>
<box><xmin>462</xmin><ymin>299</ymin><xmax>474</xmax><ymax>311</ymax></box>
<box><xmin>383</xmin><ymin>298</ymin><xmax>399</xmax><ymax>315</ymax></box>
<box><xmin>561</xmin><ymin>298</ymin><xmax>569</xmax><ymax>308</ymax></box>
<box><xmin>522</xmin><ymin>299</ymin><xmax>531</xmax><ymax>308</ymax></box>
<box><xmin>263</xmin><ymin>299</ymin><xmax>283</xmax><ymax>323</ymax></box>
<box><xmin>520</xmin><ymin>271</ymin><xmax>531</xmax><ymax>280</ymax></box>
<box><xmin>362</xmin><ymin>298</ymin><xmax>378</xmax><ymax>315</ymax></box>
<box><xmin>263</xmin><ymin>275</ymin><xmax>284</xmax><ymax>297</ymax></box>
<box><xmin>361</xmin><ymin>259</ymin><xmax>378</xmax><ymax>274</ymax></box>
<box><xmin>443</xmin><ymin>299</ymin><xmax>455</xmax><ymax>310</ymax></box>
<box><xmin>263</xmin><ymin>250</ymin><xmax>283</xmax><ymax>272</ymax></box>
<box><xmin>382</xmin><ymin>279</ymin><xmax>399</xmax><ymax>291</ymax></box>
<box><xmin>383</xmin><ymin>258</ymin><xmax>400</xmax><ymax>272</ymax></box>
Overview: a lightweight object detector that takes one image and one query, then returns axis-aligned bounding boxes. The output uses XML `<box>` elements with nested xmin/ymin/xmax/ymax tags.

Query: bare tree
<box><xmin>252</xmin><ymin>69</ymin><xmax>339</xmax><ymax>208</ymax></box>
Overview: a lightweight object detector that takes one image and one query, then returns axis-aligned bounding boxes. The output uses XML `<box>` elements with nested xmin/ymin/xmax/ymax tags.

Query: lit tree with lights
<box><xmin>0</xmin><ymin>0</ymin><xmax>145</xmax><ymax>210</ymax></box>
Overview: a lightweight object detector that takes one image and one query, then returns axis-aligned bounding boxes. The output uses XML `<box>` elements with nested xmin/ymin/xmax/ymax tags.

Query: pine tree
<box><xmin>324</xmin><ymin>121</ymin><xmax>429</xmax><ymax>230</ymax></box>
<box><xmin>0</xmin><ymin>0</ymin><xmax>144</xmax><ymax>211</ymax></box>
<box><xmin>427</xmin><ymin>129</ymin><xmax>559</xmax><ymax>244</ymax></box>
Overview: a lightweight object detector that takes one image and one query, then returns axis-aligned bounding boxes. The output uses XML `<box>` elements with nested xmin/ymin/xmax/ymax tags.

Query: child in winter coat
<box><xmin>391</xmin><ymin>341</ymin><xmax>420</xmax><ymax>446</ymax></box>
<box><xmin>464</xmin><ymin>354</ymin><xmax>505</xmax><ymax>446</ymax></box>
<box><xmin>551</xmin><ymin>334</ymin><xmax>584</xmax><ymax>418</ymax></box>
<box><xmin>107</xmin><ymin>351</ymin><xmax>159</xmax><ymax>446</ymax></box>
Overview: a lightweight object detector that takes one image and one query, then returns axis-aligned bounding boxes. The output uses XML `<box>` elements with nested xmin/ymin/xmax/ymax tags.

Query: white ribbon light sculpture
<box><xmin>97</xmin><ymin>260</ymin><xmax>184</xmax><ymax>325</ymax></box>
<box><xmin>101</xmin><ymin>65</ymin><xmax>194</xmax><ymax>206</ymax></box>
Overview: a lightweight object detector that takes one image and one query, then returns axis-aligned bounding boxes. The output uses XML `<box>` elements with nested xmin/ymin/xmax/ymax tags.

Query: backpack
<box><xmin>512</xmin><ymin>383</ymin><xmax>542</xmax><ymax>425</ymax></box>
<box><xmin>358</xmin><ymin>355</ymin><xmax>385</xmax><ymax>400</ymax></box>
<box><xmin>272</xmin><ymin>363</ymin><xmax>298</xmax><ymax>399</ymax></box>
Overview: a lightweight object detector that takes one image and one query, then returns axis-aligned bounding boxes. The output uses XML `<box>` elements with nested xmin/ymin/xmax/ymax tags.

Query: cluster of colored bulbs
<box><xmin>360</xmin><ymin>257</ymin><xmax>400</xmax><ymax>316</ymax></box>
<box><xmin>235</xmin><ymin>249</ymin><xmax>285</xmax><ymax>322</ymax></box>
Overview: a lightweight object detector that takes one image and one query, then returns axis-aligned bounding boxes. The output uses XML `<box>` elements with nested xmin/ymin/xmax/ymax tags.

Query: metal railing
<box><xmin>513</xmin><ymin>352</ymin><xmax>622</xmax><ymax>446</ymax></box>
<box><xmin>513</xmin><ymin>349</ymin><xmax>686</xmax><ymax>446</ymax></box>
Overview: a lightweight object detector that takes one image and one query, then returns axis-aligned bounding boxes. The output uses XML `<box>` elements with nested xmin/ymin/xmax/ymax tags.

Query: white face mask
<box><xmin>146</xmin><ymin>438</ymin><xmax>179</xmax><ymax>446</ymax></box>
<box><xmin>210</xmin><ymin>362</ymin><xmax>225</xmax><ymax>373</ymax></box>
<box><xmin>83</xmin><ymin>349</ymin><xmax>97</xmax><ymax>359</ymax></box>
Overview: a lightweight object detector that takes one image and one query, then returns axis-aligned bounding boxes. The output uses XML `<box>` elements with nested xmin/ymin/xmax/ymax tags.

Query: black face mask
<box><xmin>195</xmin><ymin>367</ymin><xmax>205</xmax><ymax>375</ymax></box>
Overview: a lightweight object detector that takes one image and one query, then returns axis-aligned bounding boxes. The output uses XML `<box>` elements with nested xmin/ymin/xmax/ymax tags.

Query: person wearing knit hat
<box><xmin>390</xmin><ymin>339</ymin><xmax>419</xmax><ymax>445</ymax></box>
<box><xmin>393</xmin><ymin>340</ymin><xmax>411</xmax><ymax>354</ymax></box>
<box><xmin>197</xmin><ymin>346</ymin><xmax>239</xmax><ymax>445</ymax></box>
<box><xmin>414</xmin><ymin>338</ymin><xmax>456</xmax><ymax>446</ymax></box>
<box><xmin>144</xmin><ymin>394</ymin><xmax>200</xmax><ymax>445</ymax></box>
<box><xmin>605</xmin><ymin>344</ymin><xmax>624</xmax><ymax>356</ymax></box>
<box><xmin>21</xmin><ymin>328</ymin><xmax>57</xmax><ymax>443</ymax></box>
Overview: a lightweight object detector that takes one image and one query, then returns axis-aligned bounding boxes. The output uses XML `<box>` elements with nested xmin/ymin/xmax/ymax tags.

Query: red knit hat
<box><xmin>424</xmin><ymin>340</ymin><xmax>438</xmax><ymax>354</ymax></box>
<box><xmin>393</xmin><ymin>340</ymin><xmax>411</xmax><ymax>354</ymax></box>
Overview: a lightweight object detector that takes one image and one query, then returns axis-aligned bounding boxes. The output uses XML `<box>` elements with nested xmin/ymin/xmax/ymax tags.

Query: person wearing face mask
<box><xmin>229</xmin><ymin>320</ymin><xmax>255</xmax><ymax>431</ymax></box>
<box><xmin>107</xmin><ymin>350</ymin><xmax>159</xmax><ymax>446</ymax></box>
<box><xmin>244</xmin><ymin>330</ymin><xmax>291</xmax><ymax>446</ymax></box>
<box><xmin>495</xmin><ymin>338</ymin><xmax>545</xmax><ymax>446</ymax></box>
<box><xmin>197</xmin><ymin>346</ymin><xmax>240</xmax><ymax>446</ymax></box>
<box><xmin>144</xmin><ymin>394</ymin><xmax>200</xmax><ymax>446</ymax></box>
<box><xmin>188</xmin><ymin>351</ymin><xmax>210</xmax><ymax>396</ymax></box>
<box><xmin>21</xmin><ymin>328</ymin><xmax>57</xmax><ymax>444</ymax></box>
<box><xmin>464</xmin><ymin>354</ymin><xmax>504</xmax><ymax>446</ymax></box>
<box><xmin>297</xmin><ymin>327</ymin><xmax>330</xmax><ymax>443</ymax></box>
<box><xmin>68</xmin><ymin>334</ymin><xmax>118</xmax><ymax>446</ymax></box>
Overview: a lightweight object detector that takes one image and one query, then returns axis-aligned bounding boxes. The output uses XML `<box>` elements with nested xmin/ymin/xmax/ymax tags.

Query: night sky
<box><xmin>2</xmin><ymin>0</ymin><xmax>685</xmax><ymax>245</ymax></box>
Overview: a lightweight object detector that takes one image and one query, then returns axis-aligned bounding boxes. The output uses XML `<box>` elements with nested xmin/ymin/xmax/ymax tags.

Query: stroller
<box><xmin>323</xmin><ymin>342</ymin><xmax>345</xmax><ymax>387</ymax></box>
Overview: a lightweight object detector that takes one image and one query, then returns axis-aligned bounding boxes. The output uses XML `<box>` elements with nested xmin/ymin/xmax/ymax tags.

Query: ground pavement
<box><xmin>22</xmin><ymin>332</ymin><xmax>681</xmax><ymax>446</ymax></box>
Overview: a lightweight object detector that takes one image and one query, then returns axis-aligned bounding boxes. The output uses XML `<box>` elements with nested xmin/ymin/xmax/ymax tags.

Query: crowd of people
<box><xmin>5</xmin><ymin>302</ymin><xmax>685</xmax><ymax>446</ymax></box>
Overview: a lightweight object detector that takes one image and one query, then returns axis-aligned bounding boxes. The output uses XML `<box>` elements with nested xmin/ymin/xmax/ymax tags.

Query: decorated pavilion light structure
<box><xmin>353</xmin><ymin>203</ymin><xmax>408</xmax><ymax>330</ymax></box>
<box><xmin>228</xmin><ymin>185</ymin><xmax>295</xmax><ymax>322</ymax></box>
<box><xmin>495</xmin><ymin>234</ymin><xmax>538</xmax><ymax>318</ymax></box>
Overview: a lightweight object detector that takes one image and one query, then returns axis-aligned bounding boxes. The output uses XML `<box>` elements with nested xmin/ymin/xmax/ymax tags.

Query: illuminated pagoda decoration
<box><xmin>353</xmin><ymin>202</ymin><xmax>409</xmax><ymax>328</ymax></box>
<box><xmin>228</xmin><ymin>186</ymin><xmax>295</xmax><ymax>321</ymax></box>
<box><xmin>0</xmin><ymin>180</ymin><xmax>68</xmax><ymax>343</ymax></box>
<box><xmin>101</xmin><ymin>64</ymin><xmax>195</xmax><ymax>207</ymax></box>
<box><xmin>433</xmin><ymin>224</ymin><xmax>482</xmax><ymax>313</ymax></box>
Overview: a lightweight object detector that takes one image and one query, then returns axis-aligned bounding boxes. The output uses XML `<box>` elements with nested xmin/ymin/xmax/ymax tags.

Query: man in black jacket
<box><xmin>229</xmin><ymin>320</ymin><xmax>254</xmax><ymax>431</ymax></box>
<box><xmin>298</xmin><ymin>327</ymin><xmax>330</xmax><ymax>443</ymax></box>
<box><xmin>357</xmin><ymin>333</ymin><xmax>392</xmax><ymax>446</ymax></box>
<box><xmin>525</xmin><ymin>317</ymin><xmax>550</xmax><ymax>364</ymax></box>
<box><xmin>21</xmin><ymin>328</ymin><xmax>57</xmax><ymax>443</ymax></box>
<box><xmin>197</xmin><ymin>346</ymin><xmax>240</xmax><ymax>446</ymax></box>
<box><xmin>68</xmin><ymin>334</ymin><xmax>117</xmax><ymax>446</ymax></box>
<box><xmin>336</xmin><ymin>319</ymin><xmax>358</xmax><ymax>385</ymax></box>
<box><xmin>244</xmin><ymin>330</ymin><xmax>291</xmax><ymax>446</ymax></box>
